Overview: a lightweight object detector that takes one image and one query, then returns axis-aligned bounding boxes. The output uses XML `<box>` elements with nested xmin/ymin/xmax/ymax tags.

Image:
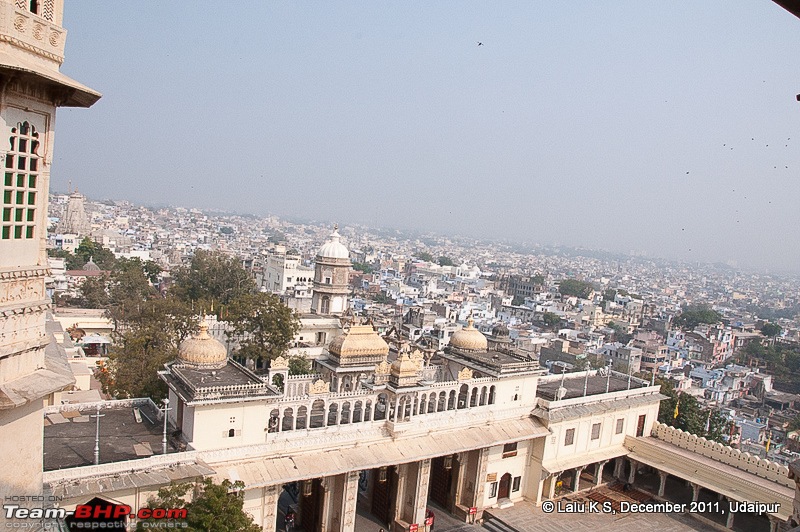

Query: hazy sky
<box><xmin>54</xmin><ymin>2</ymin><xmax>800</xmax><ymax>271</ymax></box>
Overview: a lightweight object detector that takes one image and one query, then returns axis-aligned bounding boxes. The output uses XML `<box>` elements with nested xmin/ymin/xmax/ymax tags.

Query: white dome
<box><xmin>318</xmin><ymin>226</ymin><xmax>349</xmax><ymax>259</ymax></box>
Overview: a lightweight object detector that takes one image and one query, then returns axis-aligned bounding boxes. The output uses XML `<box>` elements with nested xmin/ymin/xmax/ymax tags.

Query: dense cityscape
<box><xmin>3</xmin><ymin>1</ymin><xmax>800</xmax><ymax>532</ymax></box>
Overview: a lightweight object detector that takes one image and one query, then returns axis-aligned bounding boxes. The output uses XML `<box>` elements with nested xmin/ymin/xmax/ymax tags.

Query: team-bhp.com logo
<box><xmin>4</xmin><ymin>498</ymin><xmax>187</xmax><ymax>529</ymax></box>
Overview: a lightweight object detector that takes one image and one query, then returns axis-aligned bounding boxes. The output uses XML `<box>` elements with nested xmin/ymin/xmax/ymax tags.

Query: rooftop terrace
<box><xmin>43</xmin><ymin>399</ymin><xmax>177</xmax><ymax>471</ymax></box>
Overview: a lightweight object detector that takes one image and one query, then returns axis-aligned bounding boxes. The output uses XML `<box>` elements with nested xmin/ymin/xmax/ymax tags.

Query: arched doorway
<box><xmin>498</xmin><ymin>473</ymin><xmax>512</xmax><ymax>500</ymax></box>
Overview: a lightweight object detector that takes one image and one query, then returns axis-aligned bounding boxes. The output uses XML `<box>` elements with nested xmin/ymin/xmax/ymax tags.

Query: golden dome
<box><xmin>391</xmin><ymin>353</ymin><xmax>419</xmax><ymax>378</ymax></box>
<box><xmin>449</xmin><ymin>317</ymin><xmax>488</xmax><ymax>352</ymax></box>
<box><xmin>328</xmin><ymin>324</ymin><xmax>389</xmax><ymax>357</ymax></box>
<box><xmin>178</xmin><ymin>321</ymin><xmax>227</xmax><ymax>368</ymax></box>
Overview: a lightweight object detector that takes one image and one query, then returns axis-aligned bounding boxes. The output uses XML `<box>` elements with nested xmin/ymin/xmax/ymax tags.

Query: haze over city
<box><xmin>53</xmin><ymin>2</ymin><xmax>800</xmax><ymax>271</ymax></box>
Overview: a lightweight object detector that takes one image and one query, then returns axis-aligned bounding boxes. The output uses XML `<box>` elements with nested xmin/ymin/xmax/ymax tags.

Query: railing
<box><xmin>650</xmin><ymin>422</ymin><xmax>793</xmax><ymax>488</ymax></box>
<box><xmin>44</xmin><ymin>397</ymin><xmax>154</xmax><ymax>415</ymax></box>
<box><xmin>43</xmin><ymin>451</ymin><xmax>199</xmax><ymax>483</ymax></box>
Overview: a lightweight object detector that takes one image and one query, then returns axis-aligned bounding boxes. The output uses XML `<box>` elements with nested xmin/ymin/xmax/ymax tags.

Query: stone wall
<box><xmin>651</xmin><ymin>422</ymin><xmax>793</xmax><ymax>488</ymax></box>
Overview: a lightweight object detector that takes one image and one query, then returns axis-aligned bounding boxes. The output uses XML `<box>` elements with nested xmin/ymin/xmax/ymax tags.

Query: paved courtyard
<box><xmin>486</xmin><ymin>499</ymin><xmax>708</xmax><ymax>532</ymax></box>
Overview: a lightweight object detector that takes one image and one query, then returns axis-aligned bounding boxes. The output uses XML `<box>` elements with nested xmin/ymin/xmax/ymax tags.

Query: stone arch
<box><xmin>458</xmin><ymin>384</ymin><xmax>469</xmax><ymax>409</ymax></box>
<box><xmin>375</xmin><ymin>393</ymin><xmax>388</xmax><ymax>421</ymax></box>
<box><xmin>365</xmin><ymin>399</ymin><xmax>373</xmax><ymax>421</ymax></box>
<box><xmin>448</xmin><ymin>390</ymin><xmax>456</xmax><ymax>410</ymax></box>
<box><xmin>327</xmin><ymin>402</ymin><xmax>339</xmax><ymax>426</ymax></box>
<box><xmin>296</xmin><ymin>405</ymin><xmax>308</xmax><ymax>429</ymax></box>
<box><xmin>470</xmin><ymin>387</ymin><xmax>478</xmax><ymax>407</ymax></box>
<box><xmin>341</xmin><ymin>401</ymin><xmax>351</xmax><ymax>424</ymax></box>
<box><xmin>268</xmin><ymin>408</ymin><xmax>280</xmax><ymax>433</ymax></box>
<box><xmin>310</xmin><ymin>400</ymin><xmax>325</xmax><ymax>428</ymax></box>
<box><xmin>282</xmin><ymin>407</ymin><xmax>294</xmax><ymax>431</ymax></box>
<box><xmin>419</xmin><ymin>394</ymin><xmax>427</xmax><ymax>415</ymax></box>
<box><xmin>489</xmin><ymin>385</ymin><xmax>496</xmax><ymax>405</ymax></box>
<box><xmin>437</xmin><ymin>391</ymin><xmax>447</xmax><ymax>412</ymax></box>
<box><xmin>353</xmin><ymin>400</ymin><xmax>363</xmax><ymax>423</ymax></box>
<box><xmin>428</xmin><ymin>393</ymin><xmax>437</xmax><ymax>413</ymax></box>
<box><xmin>480</xmin><ymin>386</ymin><xmax>488</xmax><ymax>406</ymax></box>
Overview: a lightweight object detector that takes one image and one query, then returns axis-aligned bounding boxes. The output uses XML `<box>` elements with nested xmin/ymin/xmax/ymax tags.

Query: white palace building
<box><xmin>38</xmin><ymin>314</ymin><xmax>800</xmax><ymax>532</ymax></box>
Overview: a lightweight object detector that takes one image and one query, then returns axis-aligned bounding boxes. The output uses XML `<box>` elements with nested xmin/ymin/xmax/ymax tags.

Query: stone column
<box><xmin>725</xmin><ymin>502</ymin><xmax>735</xmax><ymax>529</ymax></box>
<box><xmin>319</xmin><ymin>477</ymin><xmax>334</xmax><ymax>532</ymax></box>
<box><xmin>535</xmin><ymin>471</ymin><xmax>547</xmax><ymax>505</ymax></box>
<box><xmin>594</xmin><ymin>461</ymin><xmax>608</xmax><ymax>487</ymax></box>
<box><xmin>340</xmin><ymin>471</ymin><xmax>359</xmax><ymax>532</ymax></box>
<box><xmin>261</xmin><ymin>484</ymin><xmax>280</xmax><ymax>532</ymax></box>
<box><xmin>690</xmin><ymin>483</ymin><xmax>700</xmax><ymax>503</ymax></box>
<box><xmin>613</xmin><ymin>457</ymin><xmax>624</xmax><ymax>480</ymax></box>
<box><xmin>573</xmin><ymin>466</ymin><xmax>586</xmax><ymax>493</ymax></box>
<box><xmin>657</xmin><ymin>471</ymin><xmax>668</xmax><ymax>497</ymax></box>
<box><xmin>626</xmin><ymin>459</ymin><xmax>637</xmax><ymax>485</ymax></box>
<box><xmin>768</xmin><ymin>515</ymin><xmax>780</xmax><ymax>532</ymax></box>
<box><xmin>412</xmin><ymin>459</ymin><xmax>432</xmax><ymax>526</ymax></box>
<box><xmin>548</xmin><ymin>472</ymin><xmax>560</xmax><ymax>500</ymax></box>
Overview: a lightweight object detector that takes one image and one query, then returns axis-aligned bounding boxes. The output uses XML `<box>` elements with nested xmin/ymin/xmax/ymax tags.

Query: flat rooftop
<box><xmin>536</xmin><ymin>372</ymin><xmax>650</xmax><ymax>401</ymax></box>
<box><xmin>171</xmin><ymin>360</ymin><xmax>261</xmax><ymax>389</ymax></box>
<box><xmin>43</xmin><ymin>402</ymin><xmax>176</xmax><ymax>471</ymax></box>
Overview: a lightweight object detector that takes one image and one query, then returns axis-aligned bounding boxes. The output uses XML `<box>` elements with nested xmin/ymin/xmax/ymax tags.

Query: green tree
<box><xmin>226</xmin><ymin>293</ymin><xmax>300</xmax><ymax>363</ymax></box>
<box><xmin>78</xmin><ymin>275</ymin><xmax>109</xmax><ymax>309</ymax></box>
<box><xmin>673</xmin><ymin>306</ymin><xmax>722</xmax><ymax>329</ymax></box>
<box><xmin>185</xmin><ymin>479</ymin><xmax>261</xmax><ymax>532</ymax></box>
<box><xmin>352</xmin><ymin>262</ymin><xmax>375</xmax><ymax>274</ymax></box>
<box><xmin>288</xmin><ymin>356</ymin><xmax>312</xmax><ymax>375</ymax></box>
<box><xmin>656</xmin><ymin>379</ymin><xmax>731</xmax><ymax>444</ymax></box>
<box><xmin>558</xmin><ymin>279</ymin><xmax>594</xmax><ymax>299</ymax></box>
<box><xmin>98</xmin><ymin>297</ymin><xmax>196</xmax><ymax>400</ymax></box>
<box><xmin>108</xmin><ymin>258</ymin><xmax>157</xmax><ymax>314</ymax></box>
<box><xmin>72</xmin><ymin>237</ymin><xmax>116</xmax><ymax>270</ymax></box>
<box><xmin>171</xmin><ymin>250</ymin><xmax>255</xmax><ymax>310</ymax></box>
<box><xmin>761</xmin><ymin>322</ymin><xmax>782</xmax><ymax>337</ymax></box>
<box><xmin>542</xmin><ymin>312</ymin><xmax>561</xmax><ymax>328</ymax></box>
<box><xmin>417</xmin><ymin>251</ymin><xmax>434</xmax><ymax>262</ymax></box>
<box><xmin>511</xmin><ymin>295</ymin><xmax>525</xmax><ymax>306</ymax></box>
<box><xmin>220</xmin><ymin>226</ymin><xmax>234</xmax><ymax>235</ymax></box>
<box><xmin>437</xmin><ymin>256</ymin><xmax>454</xmax><ymax>266</ymax></box>
<box><xmin>142</xmin><ymin>260</ymin><xmax>163</xmax><ymax>284</ymax></box>
<box><xmin>139</xmin><ymin>480</ymin><xmax>260</xmax><ymax>532</ymax></box>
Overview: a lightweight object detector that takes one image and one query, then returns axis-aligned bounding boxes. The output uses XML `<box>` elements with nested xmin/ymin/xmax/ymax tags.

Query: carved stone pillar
<box><xmin>548</xmin><ymin>472</ymin><xmax>560</xmax><ymax>500</ymax></box>
<box><xmin>613</xmin><ymin>457</ymin><xmax>624</xmax><ymax>480</ymax></box>
<box><xmin>573</xmin><ymin>466</ymin><xmax>586</xmax><ymax>493</ymax></box>
<box><xmin>262</xmin><ymin>484</ymin><xmax>280</xmax><ymax>532</ymax></box>
<box><xmin>690</xmin><ymin>483</ymin><xmax>700</xmax><ymax>503</ymax></box>
<box><xmin>320</xmin><ymin>477</ymin><xmax>334</xmax><ymax>532</ymax></box>
<box><xmin>412</xmin><ymin>459</ymin><xmax>431</xmax><ymax>526</ymax></box>
<box><xmin>725</xmin><ymin>501</ymin><xmax>735</xmax><ymax>529</ymax></box>
<box><xmin>768</xmin><ymin>514</ymin><xmax>780</xmax><ymax>532</ymax></box>
<box><xmin>626</xmin><ymin>459</ymin><xmax>637</xmax><ymax>485</ymax></box>
<box><xmin>657</xmin><ymin>471</ymin><xmax>668</xmax><ymax>497</ymax></box>
<box><xmin>340</xmin><ymin>471</ymin><xmax>359</xmax><ymax>532</ymax></box>
<box><xmin>594</xmin><ymin>461</ymin><xmax>608</xmax><ymax>487</ymax></box>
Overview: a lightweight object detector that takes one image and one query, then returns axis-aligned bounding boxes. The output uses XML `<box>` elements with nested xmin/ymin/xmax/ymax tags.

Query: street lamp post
<box><xmin>162</xmin><ymin>398</ymin><xmax>172</xmax><ymax>455</ymax></box>
<box><xmin>91</xmin><ymin>406</ymin><xmax>105</xmax><ymax>465</ymax></box>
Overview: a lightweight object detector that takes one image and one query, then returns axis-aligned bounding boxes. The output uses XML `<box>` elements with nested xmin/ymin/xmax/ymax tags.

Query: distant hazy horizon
<box><xmin>52</xmin><ymin>2</ymin><xmax>800</xmax><ymax>271</ymax></box>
